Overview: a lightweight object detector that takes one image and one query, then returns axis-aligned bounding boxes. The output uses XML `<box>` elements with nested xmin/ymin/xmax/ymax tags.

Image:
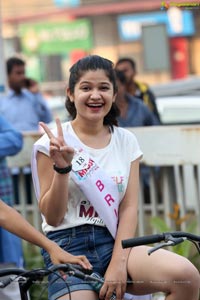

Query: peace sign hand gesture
<box><xmin>39</xmin><ymin>119</ymin><xmax>74</xmax><ymax>168</ymax></box>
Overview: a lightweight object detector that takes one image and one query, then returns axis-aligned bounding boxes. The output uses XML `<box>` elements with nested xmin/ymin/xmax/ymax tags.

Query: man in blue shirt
<box><xmin>0</xmin><ymin>57</ymin><xmax>53</xmax><ymax>206</ymax></box>
<box><xmin>115</xmin><ymin>57</ymin><xmax>161</xmax><ymax>123</ymax></box>
<box><xmin>0</xmin><ymin>57</ymin><xmax>52</xmax><ymax>131</ymax></box>
<box><xmin>115</xmin><ymin>70</ymin><xmax>160</xmax><ymax>127</ymax></box>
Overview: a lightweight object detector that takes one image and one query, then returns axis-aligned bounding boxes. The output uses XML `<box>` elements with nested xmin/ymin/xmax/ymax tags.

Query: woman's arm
<box><xmin>37</xmin><ymin>151</ymin><xmax>70</xmax><ymax>226</ymax></box>
<box><xmin>0</xmin><ymin>200</ymin><xmax>91</xmax><ymax>268</ymax></box>
<box><xmin>36</xmin><ymin>120</ymin><xmax>74</xmax><ymax>226</ymax></box>
<box><xmin>100</xmin><ymin>158</ymin><xmax>140</xmax><ymax>299</ymax></box>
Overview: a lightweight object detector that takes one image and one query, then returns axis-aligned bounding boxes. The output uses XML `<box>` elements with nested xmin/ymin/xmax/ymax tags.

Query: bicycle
<box><xmin>1</xmin><ymin>231</ymin><xmax>199</xmax><ymax>300</ymax></box>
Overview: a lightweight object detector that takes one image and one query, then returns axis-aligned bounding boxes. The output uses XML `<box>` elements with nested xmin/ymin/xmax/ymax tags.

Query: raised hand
<box><xmin>39</xmin><ymin>118</ymin><xmax>74</xmax><ymax>168</ymax></box>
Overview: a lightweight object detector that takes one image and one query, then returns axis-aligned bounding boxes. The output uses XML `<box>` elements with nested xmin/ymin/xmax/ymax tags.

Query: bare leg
<box><xmin>58</xmin><ymin>290</ymin><xmax>98</xmax><ymax>300</ymax></box>
<box><xmin>126</xmin><ymin>246</ymin><xmax>200</xmax><ymax>300</ymax></box>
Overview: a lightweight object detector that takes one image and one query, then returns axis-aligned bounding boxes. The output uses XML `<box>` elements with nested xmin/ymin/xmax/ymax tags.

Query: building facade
<box><xmin>2</xmin><ymin>0</ymin><xmax>200</xmax><ymax>94</ymax></box>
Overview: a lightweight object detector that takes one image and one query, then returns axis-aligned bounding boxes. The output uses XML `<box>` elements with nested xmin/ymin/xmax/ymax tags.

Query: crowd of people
<box><xmin>0</xmin><ymin>54</ymin><xmax>199</xmax><ymax>300</ymax></box>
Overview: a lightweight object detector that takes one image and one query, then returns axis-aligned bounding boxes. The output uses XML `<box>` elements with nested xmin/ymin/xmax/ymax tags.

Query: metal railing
<box><xmin>7</xmin><ymin>125</ymin><xmax>200</xmax><ymax>235</ymax></box>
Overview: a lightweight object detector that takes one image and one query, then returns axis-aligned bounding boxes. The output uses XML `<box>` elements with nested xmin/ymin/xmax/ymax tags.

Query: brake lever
<box><xmin>148</xmin><ymin>240</ymin><xmax>174</xmax><ymax>255</ymax></box>
<box><xmin>164</xmin><ymin>233</ymin><xmax>186</xmax><ymax>244</ymax></box>
<box><xmin>148</xmin><ymin>237</ymin><xmax>185</xmax><ymax>256</ymax></box>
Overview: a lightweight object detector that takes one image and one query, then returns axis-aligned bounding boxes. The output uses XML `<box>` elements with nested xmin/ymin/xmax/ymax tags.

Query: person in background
<box><xmin>31</xmin><ymin>55</ymin><xmax>199</xmax><ymax>300</ymax></box>
<box><xmin>0</xmin><ymin>57</ymin><xmax>53</xmax><ymax>206</ymax></box>
<box><xmin>115</xmin><ymin>70</ymin><xmax>160</xmax><ymax>203</ymax></box>
<box><xmin>115</xmin><ymin>57</ymin><xmax>161</xmax><ymax>123</ymax></box>
<box><xmin>0</xmin><ymin>57</ymin><xmax>53</xmax><ymax>131</ymax></box>
<box><xmin>0</xmin><ymin>115</ymin><xmax>23</xmax><ymax>300</ymax></box>
<box><xmin>115</xmin><ymin>70</ymin><xmax>160</xmax><ymax>127</ymax></box>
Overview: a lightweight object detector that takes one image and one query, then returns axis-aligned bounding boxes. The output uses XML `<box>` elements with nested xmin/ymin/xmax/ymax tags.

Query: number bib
<box><xmin>72</xmin><ymin>149</ymin><xmax>90</xmax><ymax>172</ymax></box>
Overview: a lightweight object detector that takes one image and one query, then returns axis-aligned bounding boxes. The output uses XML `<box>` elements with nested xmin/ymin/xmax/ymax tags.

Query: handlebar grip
<box><xmin>122</xmin><ymin>234</ymin><xmax>164</xmax><ymax>248</ymax></box>
<box><xmin>0</xmin><ymin>278</ymin><xmax>13</xmax><ymax>288</ymax></box>
<box><xmin>0</xmin><ymin>268</ymin><xmax>26</xmax><ymax>277</ymax></box>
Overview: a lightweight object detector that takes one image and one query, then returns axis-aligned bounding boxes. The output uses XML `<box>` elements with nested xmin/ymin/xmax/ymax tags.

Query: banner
<box><xmin>117</xmin><ymin>10</ymin><xmax>195</xmax><ymax>41</ymax></box>
<box><xmin>19</xmin><ymin>19</ymin><xmax>92</xmax><ymax>55</ymax></box>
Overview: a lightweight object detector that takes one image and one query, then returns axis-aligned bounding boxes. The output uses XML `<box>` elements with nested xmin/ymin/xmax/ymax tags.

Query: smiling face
<box><xmin>68</xmin><ymin>69</ymin><xmax>116</xmax><ymax>124</ymax></box>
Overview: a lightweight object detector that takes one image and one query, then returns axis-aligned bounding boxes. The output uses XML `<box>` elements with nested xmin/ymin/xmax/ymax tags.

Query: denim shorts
<box><xmin>42</xmin><ymin>225</ymin><xmax>115</xmax><ymax>300</ymax></box>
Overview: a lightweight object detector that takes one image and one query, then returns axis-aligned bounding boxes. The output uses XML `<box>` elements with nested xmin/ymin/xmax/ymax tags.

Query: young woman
<box><xmin>0</xmin><ymin>199</ymin><xmax>91</xmax><ymax>268</ymax></box>
<box><xmin>31</xmin><ymin>55</ymin><xmax>200</xmax><ymax>300</ymax></box>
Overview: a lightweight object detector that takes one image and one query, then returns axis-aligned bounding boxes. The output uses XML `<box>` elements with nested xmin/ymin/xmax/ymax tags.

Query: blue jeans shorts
<box><xmin>42</xmin><ymin>225</ymin><xmax>115</xmax><ymax>300</ymax></box>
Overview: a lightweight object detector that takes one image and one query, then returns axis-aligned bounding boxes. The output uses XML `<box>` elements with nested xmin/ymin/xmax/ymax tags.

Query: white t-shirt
<box><xmin>31</xmin><ymin>122</ymin><xmax>143</xmax><ymax>234</ymax></box>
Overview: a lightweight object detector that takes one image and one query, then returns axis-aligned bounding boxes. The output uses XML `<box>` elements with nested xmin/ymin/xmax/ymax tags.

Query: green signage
<box><xmin>19</xmin><ymin>19</ymin><xmax>93</xmax><ymax>55</ymax></box>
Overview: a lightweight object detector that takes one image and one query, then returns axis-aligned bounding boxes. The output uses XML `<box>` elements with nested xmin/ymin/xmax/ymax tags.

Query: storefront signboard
<box><xmin>19</xmin><ymin>19</ymin><xmax>92</xmax><ymax>55</ymax></box>
<box><xmin>117</xmin><ymin>10</ymin><xmax>195</xmax><ymax>41</ymax></box>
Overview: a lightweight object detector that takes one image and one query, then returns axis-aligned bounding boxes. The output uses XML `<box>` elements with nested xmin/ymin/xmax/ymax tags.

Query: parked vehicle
<box><xmin>152</xmin><ymin>76</ymin><xmax>200</xmax><ymax>125</ymax></box>
<box><xmin>156</xmin><ymin>95</ymin><xmax>200</xmax><ymax>125</ymax></box>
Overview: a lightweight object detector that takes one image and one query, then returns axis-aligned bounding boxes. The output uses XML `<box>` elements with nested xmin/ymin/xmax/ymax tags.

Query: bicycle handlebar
<box><xmin>0</xmin><ymin>233</ymin><xmax>199</xmax><ymax>298</ymax></box>
<box><xmin>0</xmin><ymin>263</ymin><xmax>91</xmax><ymax>283</ymax></box>
<box><xmin>0</xmin><ymin>268</ymin><xmax>29</xmax><ymax>277</ymax></box>
<box><xmin>122</xmin><ymin>231</ymin><xmax>200</xmax><ymax>249</ymax></box>
<box><xmin>0</xmin><ymin>263</ymin><xmax>116</xmax><ymax>299</ymax></box>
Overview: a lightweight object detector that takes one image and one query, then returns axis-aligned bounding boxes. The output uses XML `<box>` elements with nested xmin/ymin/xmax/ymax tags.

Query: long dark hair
<box><xmin>65</xmin><ymin>55</ymin><xmax>120</xmax><ymax>130</ymax></box>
